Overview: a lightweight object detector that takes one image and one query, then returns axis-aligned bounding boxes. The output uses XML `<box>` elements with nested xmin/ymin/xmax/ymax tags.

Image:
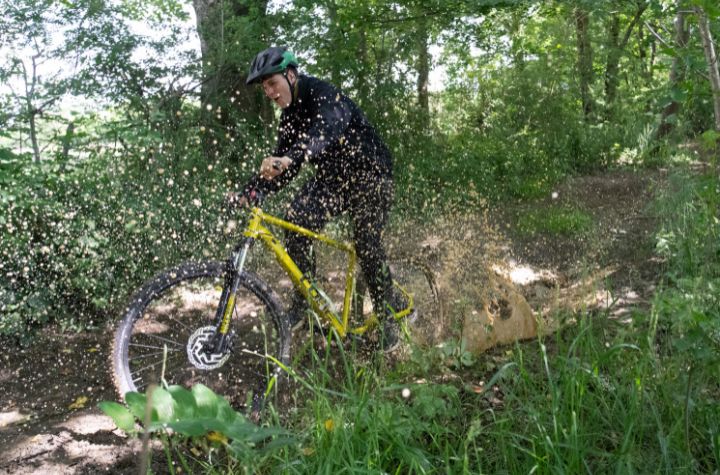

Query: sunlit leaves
<box><xmin>100</xmin><ymin>383</ymin><xmax>295</xmax><ymax>457</ymax></box>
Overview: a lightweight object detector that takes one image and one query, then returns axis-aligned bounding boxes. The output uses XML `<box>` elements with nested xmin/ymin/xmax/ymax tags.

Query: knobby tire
<box><xmin>111</xmin><ymin>261</ymin><xmax>289</xmax><ymax>415</ymax></box>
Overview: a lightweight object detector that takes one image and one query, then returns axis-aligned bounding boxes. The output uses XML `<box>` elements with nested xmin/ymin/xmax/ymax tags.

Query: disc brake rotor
<box><xmin>186</xmin><ymin>326</ymin><xmax>231</xmax><ymax>370</ymax></box>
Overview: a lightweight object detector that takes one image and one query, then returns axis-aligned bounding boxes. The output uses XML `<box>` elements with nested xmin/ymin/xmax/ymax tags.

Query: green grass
<box><xmin>134</xmin><ymin>303</ymin><xmax>718</xmax><ymax>473</ymax></box>
<box><xmin>516</xmin><ymin>206</ymin><xmax>594</xmax><ymax>237</ymax></box>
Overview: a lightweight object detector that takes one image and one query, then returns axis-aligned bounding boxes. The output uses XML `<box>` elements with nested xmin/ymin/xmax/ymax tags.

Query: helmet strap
<box><xmin>283</xmin><ymin>70</ymin><xmax>298</xmax><ymax>106</ymax></box>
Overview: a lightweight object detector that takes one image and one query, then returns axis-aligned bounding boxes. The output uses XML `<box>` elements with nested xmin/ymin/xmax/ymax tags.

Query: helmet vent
<box><xmin>256</xmin><ymin>55</ymin><xmax>268</xmax><ymax>70</ymax></box>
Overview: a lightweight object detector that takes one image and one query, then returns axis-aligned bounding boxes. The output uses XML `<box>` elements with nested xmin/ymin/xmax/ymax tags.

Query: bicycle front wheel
<box><xmin>111</xmin><ymin>261</ymin><xmax>288</xmax><ymax>411</ymax></box>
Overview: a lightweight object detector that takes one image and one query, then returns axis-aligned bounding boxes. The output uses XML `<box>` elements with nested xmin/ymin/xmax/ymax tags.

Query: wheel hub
<box><xmin>186</xmin><ymin>326</ymin><xmax>231</xmax><ymax>370</ymax></box>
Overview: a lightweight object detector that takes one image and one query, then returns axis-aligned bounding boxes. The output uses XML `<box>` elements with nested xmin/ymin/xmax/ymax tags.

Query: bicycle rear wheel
<box><xmin>354</xmin><ymin>256</ymin><xmax>442</xmax><ymax>345</ymax></box>
<box><xmin>111</xmin><ymin>261</ymin><xmax>289</xmax><ymax>412</ymax></box>
<box><xmin>388</xmin><ymin>257</ymin><xmax>442</xmax><ymax>343</ymax></box>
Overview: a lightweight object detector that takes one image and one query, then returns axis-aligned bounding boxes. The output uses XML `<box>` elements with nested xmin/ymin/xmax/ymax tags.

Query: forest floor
<box><xmin>0</xmin><ymin>168</ymin><xmax>665</xmax><ymax>474</ymax></box>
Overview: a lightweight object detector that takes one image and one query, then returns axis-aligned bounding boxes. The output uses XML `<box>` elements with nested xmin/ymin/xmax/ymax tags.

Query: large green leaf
<box><xmin>223</xmin><ymin>421</ymin><xmax>289</xmax><ymax>443</ymax></box>
<box><xmin>149</xmin><ymin>387</ymin><xmax>175</xmax><ymax>423</ymax></box>
<box><xmin>98</xmin><ymin>401</ymin><xmax>136</xmax><ymax>433</ymax></box>
<box><xmin>160</xmin><ymin>418</ymin><xmax>227</xmax><ymax>437</ymax></box>
<box><xmin>167</xmin><ymin>385</ymin><xmax>197</xmax><ymax>419</ymax></box>
<box><xmin>192</xmin><ymin>383</ymin><xmax>220</xmax><ymax>418</ymax></box>
<box><xmin>215</xmin><ymin>395</ymin><xmax>237</xmax><ymax>424</ymax></box>
<box><xmin>125</xmin><ymin>392</ymin><xmax>148</xmax><ymax>421</ymax></box>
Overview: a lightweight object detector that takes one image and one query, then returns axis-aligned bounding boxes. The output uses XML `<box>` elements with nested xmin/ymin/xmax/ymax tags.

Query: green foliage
<box><xmin>652</xmin><ymin>171</ymin><xmax>720</xmax><ymax>374</ymax></box>
<box><xmin>0</xmin><ymin>113</ymin><xmax>260</xmax><ymax>341</ymax></box>
<box><xmin>261</xmin><ymin>336</ymin><xmax>473</xmax><ymax>472</ymax></box>
<box><xmin>655</xmin><ymin>173</ymin><xmax>719</xmax><ymax>279</ymax></box>
<box><xmin>470</xmin><ymin>315</ymin><xmax>719</xmax><ymax>473</ymax></box>
<box><xmin>100</xmin><ymin>383</ymin><xmax>294</xmax><ymax>470</ymax></box>
<box><xmin>284</xmin><ymin>381</ymin><xmax>463</xmax><ymax>472</ymax></box>
<box><xmin>517</xmin><ymin>206</ymin><xmax>594</xmax><ymax>237</ymax></box>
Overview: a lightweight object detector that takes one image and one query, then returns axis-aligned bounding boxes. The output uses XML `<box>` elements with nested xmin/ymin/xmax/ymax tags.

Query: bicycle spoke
<box><xmin>129</xmin><ymin>342</ymin><xmax>167</xmax><ymax>351</ymax></box>
<box><xmin>128</xmin><ymin>349</ymin><xmax>182</xmax><ymax>362</ymax></box>
<box><xmin>166</xmin><ymin>314</ymin><xmax>193</xmax><ymax>331</ymax></box>
<box><xmin>131</xmin><ymin>359</ymin><xmax>187</xmax><ymax>386</ymax></box>
<box><xmin>129</xmin><ymin>353</ymin><xmax>186</xmax><ymax>378</ymax></box>
<box><xmin>139</xmin><ymin>332</ymin><xmax>186</xmax><ymax>348</ymax></box>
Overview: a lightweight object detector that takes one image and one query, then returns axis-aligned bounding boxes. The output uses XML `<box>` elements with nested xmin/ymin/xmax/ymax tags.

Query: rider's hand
<box><xmin>225</xmin><ymin>191</ymin><xmax>249</xmax><ymax>209</ymax></box>
<box><xmin>259</xmin><ymin>156</ymin><xmax>292</xmax><ymax>181</ymax></box>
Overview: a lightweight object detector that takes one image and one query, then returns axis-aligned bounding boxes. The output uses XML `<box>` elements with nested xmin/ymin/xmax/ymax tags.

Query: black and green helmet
<box><xmin>246</xmin><ymin>47</ymin><xmax>299</xmax><ymax>85</ymax></box>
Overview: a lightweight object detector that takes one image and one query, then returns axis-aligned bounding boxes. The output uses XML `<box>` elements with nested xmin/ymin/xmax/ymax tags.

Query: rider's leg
<box><xmin>349</xmin><ymin>177</ymin><xmax>404</xmax><ymax>352</ymax></box>
<box><xmin>284</xmin><ymin>180</ymin><xmax>345</xmax><ymax>329</ymax></box>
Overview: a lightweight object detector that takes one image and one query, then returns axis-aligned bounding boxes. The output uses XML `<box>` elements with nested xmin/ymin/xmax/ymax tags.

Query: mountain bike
<box><xmin>111</xmin><ymin>202</ymin><xmax>441</xmax><ymax>418</ymax></box>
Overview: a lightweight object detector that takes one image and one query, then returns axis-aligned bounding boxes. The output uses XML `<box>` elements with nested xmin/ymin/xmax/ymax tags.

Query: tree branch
<box><xmin>644</xmin><ymin>21</ymin><xmax>671</xmax><ymax>49</ymax></box>
<box><xmin>358</xmin><ymin>1</ymin><xmax>521</xmax><ymax>26</ymax></box>
<box><xmin>619</xmin><ymin>3</ymin><xmax>648</xmax><ymax>51</ymax></box>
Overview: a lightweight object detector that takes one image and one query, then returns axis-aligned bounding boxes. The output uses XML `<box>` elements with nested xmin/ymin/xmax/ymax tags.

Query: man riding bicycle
<box><xmin>234</xmin><ymin>46</ymin><xmax>404</xmax><ymax>352</ymax></box>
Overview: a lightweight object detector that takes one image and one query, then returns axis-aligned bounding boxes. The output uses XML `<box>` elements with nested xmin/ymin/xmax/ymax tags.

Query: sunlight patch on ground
<box><xmin>57</xmin><ymin>413</ymin><xmax>117</xmax><ymax>435</ymax></box>
<box><xmin>62</xmin><ymin>435</ymin><xmax>131</xmax><ymax>466</ymax></box>
<box><xmin>0</xmin><ymin>410</ymin><xmax>29</xmax><ymax>428</ymax></box>
<box><xmin>492</xmin><ymin>260</ymin><xmax>558</xmax><ymax>285</ymax></box>
<box><xmin>601</xmin><ymin>287</ymin><xmax>650</xmax><ymax>320</ymax></box>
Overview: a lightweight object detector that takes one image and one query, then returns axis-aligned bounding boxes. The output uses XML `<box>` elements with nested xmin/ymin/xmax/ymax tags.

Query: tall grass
<box><xmin>240</xmin><ymin>307</ymin><xmax>714</xmax><ymax>474</ymax></box>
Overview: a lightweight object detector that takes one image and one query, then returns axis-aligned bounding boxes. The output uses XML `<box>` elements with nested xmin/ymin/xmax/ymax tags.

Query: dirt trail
<box><xmin>510</xmin><ymin>170</ymin><xmax>663</xmax><ymax>318</ymax></box>
<box><xmin>0</xmin><ymin>169</ymin><xmax>665</xmax><ymax>474</ymax></box>
<box><xmin>0</xmin><ymin>332</ymin><xmax>141</xmax><ymax>474</ymax></box>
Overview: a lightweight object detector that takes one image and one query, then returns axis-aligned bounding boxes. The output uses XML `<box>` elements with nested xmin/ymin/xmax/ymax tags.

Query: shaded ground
<box><xmin>0</xmin><ymin>169</ymin><xmax>665</xmax><ymax>474</ymax></box>
<box><xmin>0</xmin><ymin>331</ymin><xmax>142</xmax><ymax>474</ymax></box>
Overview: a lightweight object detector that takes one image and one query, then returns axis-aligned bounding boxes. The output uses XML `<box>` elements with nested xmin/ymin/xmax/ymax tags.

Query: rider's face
<box><xmin>262</xmin><ymin>72</ymin><xmax>294</xmax><ymax>109</ymax></box>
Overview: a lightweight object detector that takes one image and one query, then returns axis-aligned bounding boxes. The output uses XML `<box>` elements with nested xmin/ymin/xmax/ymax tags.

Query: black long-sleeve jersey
<box><xmin>245</xmin><ymin>75</ymin><xmax>393</xmax><ymax>195</ymax></box>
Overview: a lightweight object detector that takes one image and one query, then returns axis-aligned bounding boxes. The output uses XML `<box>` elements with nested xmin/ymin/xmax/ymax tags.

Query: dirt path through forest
<box><xmin>0</xmin><ymin>169</ymin><xmax>665</xmax><ymax>474</ymax></box>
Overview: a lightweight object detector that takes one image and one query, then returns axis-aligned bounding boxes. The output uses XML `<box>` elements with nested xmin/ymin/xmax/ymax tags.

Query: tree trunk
<box><xmin>574</xmin><ymin>7</ymin><xmax>594</xmax><ymax>120</ymax></box>
<box><xmin>695</xmin><ymin>6</ymin><xmax>720</xmax><ymax>132</ymax></box>
<box><xmin>192</xmin><ymin>0</ymin><xmax>216</xmax><ymax>103</ymax></box>
<box><xmin>61</xmin><ymin>121</ymin><xmax>74</xmax><ymax>161</ymax></box>
<box><xmin>416</xmin><ymin>17</ymin><xmax>430</xmax><ymax>130</ymax></box>
<box><xmin>638</xmin><ymin>21</ymin><xmax>648</xmax><ymax>79</ymax></box>
<box><xmin>373</xmin><ymin>30</ymin><xmax>386</xmax><ymax>107</ymax></box>
<box><xmin>356</xmin><ymin>26</ymin><xmax>369</xmax><ymax>106</ymax></box>
<box><xmin>649</xmin><ymin>21</ymin><xmax>657</xmax><ymax>75</ymax></box>
<box><xmin>510</xmin><ymin>10</ymin><xmax>525</xmax><ymax>71</ymax></box>
<box><xmin>327</xmin><ymin>0</ymin><xmax>342</xmax><ymax>87</ymax></box>
<box><xmin>604</xmin><ymin>14</ymin><xmax>621</xmax><ymax>118</ymax></box>
<box><xmin>656</xmin><ymin>0</ymin><xmax>689</xmax><ymax>140</ymax></box>
<box><xmin>192</xmin><ymin>0</ymin><xmax>269</xmax><ymax>157</ymax></box>
<box><xmin>23</xmin><ymin>57</ymin><xmax>41</xmax><ymax>163</ymax></box>
<box><xmin>604</xmin><ymin>3</ymin><xmax>646</xmax><ymax>119</ymax></box>
<box><xmin>28</xmin><ymin>106</ymin><xmax>40</xmax><ymax>163</ymax></box>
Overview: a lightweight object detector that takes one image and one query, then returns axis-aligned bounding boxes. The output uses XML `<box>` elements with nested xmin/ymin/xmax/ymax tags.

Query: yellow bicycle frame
<box><xmin>240</xmin><ymin>207</ymin><xmax>413</xmax><ymax>338</ymax></box>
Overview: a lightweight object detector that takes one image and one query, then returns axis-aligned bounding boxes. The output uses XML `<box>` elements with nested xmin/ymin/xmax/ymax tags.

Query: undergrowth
<box><xmin>102</xmin><ymin>158</ymin><xmax>720</xmax><ymax>473</ymax></box>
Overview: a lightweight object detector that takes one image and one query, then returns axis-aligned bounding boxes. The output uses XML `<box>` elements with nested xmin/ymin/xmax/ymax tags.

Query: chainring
<box><xmin>186</xmin><ymin>326</ymin><xmax>231</xmax><ymax>370</ymax></box>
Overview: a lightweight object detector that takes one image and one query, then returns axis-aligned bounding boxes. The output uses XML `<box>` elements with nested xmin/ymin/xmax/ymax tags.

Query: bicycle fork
<box><xmin>206</xmin><ymin>238</ymin><xmax>254</xmax><ymax>354</ymax></box>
